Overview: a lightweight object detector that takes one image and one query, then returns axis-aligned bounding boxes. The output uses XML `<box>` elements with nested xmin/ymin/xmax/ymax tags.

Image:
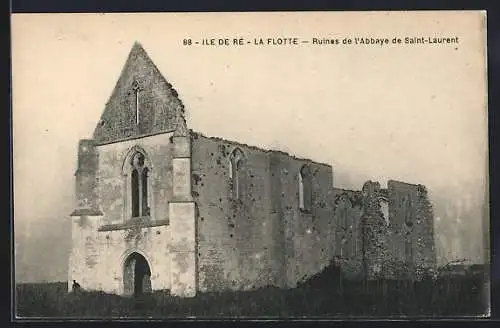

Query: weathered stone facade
<box><xmin>68</xmin><ymin>42</ymin><xmax>436</xmax><ymax>298</ymax></box>
<box><xmin>191</xmin><ymin>134</ymin><xmax>335</xmax><ymax>291</ymax></box>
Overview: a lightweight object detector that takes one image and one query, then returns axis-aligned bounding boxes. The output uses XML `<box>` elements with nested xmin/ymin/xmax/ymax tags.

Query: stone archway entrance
<box><xmin>123</xmin><ymin>252</ymin><xmax>152</xmax><ymax>297</ymax></box>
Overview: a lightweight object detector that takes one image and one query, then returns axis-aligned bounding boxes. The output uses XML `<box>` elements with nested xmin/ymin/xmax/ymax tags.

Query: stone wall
<box><xmin>191</xmin><ymin>133</ymin><xmax>275</xmax><ymax>291</ymax></box>
<box><xmin>96</xmin><ymin>133</ymin><xmax>173</xmax><ymax>225</ymax></box>
<box><xmin>71</xmin><ymin>140</ymin><xmax>101</xmax><ymax>216</ymax></box>
<box><xmin>191</xmin><ymin>133</ymin><xmax>336</xmax><ymax>291</ymax></box>
<box><xmin>168</xmin><ymin>130</ymin><xmax>197</xmax><ymax>297</ymax></box>
<box><xmin>68</xmin><ymin>215</ymin><xmax>172</xmax><ymax>294</ymax></box>
<box><xmin>69</xmin><ymin>132</ymin><xmax>176</xmax><ymax>294</ymax></box>
<box><xmin>332</xmin><ymin>188</ymin><xmax>364</xmax><ymax>280</ymax></box>
<box><xmin>331</xmin><ymin>180</ymin><xmax>436</xmax><ymax>281</ymax></box>
<box><xmin>360</xmin><ymin>181</ymin><xmax>390</xmax><ymax>279</ymax></box>
<box><xmin>386</xmin><ymin>180</ymin><xmax>436</xmax><ymax>277</ymax></box>
<box><xmin>269</xmin><ymin>151</ymin><xmax>335</xmax><ymax>287</ymax></box>
<box><xmin>333</xmin><ymin>180</ymin><xmax>437</xmax><ymax>280</ymax></box>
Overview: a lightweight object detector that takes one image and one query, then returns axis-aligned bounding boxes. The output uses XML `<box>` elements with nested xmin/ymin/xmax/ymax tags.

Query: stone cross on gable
<box><xmin>132</xmin><ymin>80</ymin><xmax>143</xmax><ymax>125</ymax></box>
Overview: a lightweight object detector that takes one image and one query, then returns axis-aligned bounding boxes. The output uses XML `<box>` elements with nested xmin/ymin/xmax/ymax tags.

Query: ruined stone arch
<box><xmin>298</xmin><ymin>164</ymin><xmax>312</xmax><ymax>212</ymax></box>
<box><xmin>121</xmin><ymin>146</ymin><xmax>154</xmax><ymax>220</ymax></box>
<box><xmin>334</xmin><ymin>193</ymin><xmax>352</xmax><ymax>228</ymax></box>
<box><xmin>120</xmin><ymin>248</ymin><xmax>153</xmax><ymax>270</ymax></box>
<box><xmin>229</xmin><ymin>147</ymin><xmax>245</xmax><ymax>200</ymax></box>
<box><xmin>120</xmin><ymin>249</ymin><xmax>153</xmax><ymax>296</ymax></box>
<box><xmin>121</xmin><ymin>145</ymin><xmax>153</xmax><ymax>174</ymax></box>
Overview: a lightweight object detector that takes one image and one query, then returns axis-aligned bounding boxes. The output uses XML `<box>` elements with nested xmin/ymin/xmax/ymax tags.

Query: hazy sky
<box><xmin>12</xmin><ymin>12</ymin><xmax>488</xmax><ymax>282</ymax></box>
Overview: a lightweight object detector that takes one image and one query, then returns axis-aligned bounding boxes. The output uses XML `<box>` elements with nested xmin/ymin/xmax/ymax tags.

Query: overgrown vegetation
<box><xmin>16</xmin><ymin>262</ymin><xmax>489</xmax><ymax>318</ymax></box>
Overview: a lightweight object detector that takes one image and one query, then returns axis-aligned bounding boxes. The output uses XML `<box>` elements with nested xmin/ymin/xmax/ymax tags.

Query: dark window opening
<box><xmin>130</xmin><ymin>151</ymin><xmax>150</xmax><ymax>218</ymax></box>
<box><xmin>142</xmin><ymin>168</ymin><xmax>149</xmax><ymax>216</ymax></box>
<box><xmin>123</xmin><ymin>252</ymin><xmax>152</xmax><ymax>297</ymax></box>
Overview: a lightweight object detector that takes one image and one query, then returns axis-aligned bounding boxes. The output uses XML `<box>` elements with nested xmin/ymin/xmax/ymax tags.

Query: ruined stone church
<box><xmin>68</xmin><ymin>42</ymin><xmax>436</xmax><ymax>298</ymax></box>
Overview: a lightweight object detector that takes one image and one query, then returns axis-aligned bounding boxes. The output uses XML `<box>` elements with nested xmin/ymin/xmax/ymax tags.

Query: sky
<box><xmin>12</xmin><ymin>12</ymin><xmax>488</xmax><ymax>282</ymax></box>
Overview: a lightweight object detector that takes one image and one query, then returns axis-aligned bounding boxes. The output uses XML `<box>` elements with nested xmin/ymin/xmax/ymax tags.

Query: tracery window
<box><xmin>130</xmin><ymin>152</ymin><xmax>150</xmax><ymax>217</ymax></box>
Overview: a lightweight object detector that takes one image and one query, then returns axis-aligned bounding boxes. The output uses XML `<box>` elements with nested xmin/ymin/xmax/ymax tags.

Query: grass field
<box><xmin>15</xmin><ymin>265</ymin><xmax>489</xmax><ymax>318</ymax></box>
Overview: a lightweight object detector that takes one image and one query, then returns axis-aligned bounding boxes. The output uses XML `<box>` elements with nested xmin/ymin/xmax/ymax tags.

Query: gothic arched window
<box><xmin>229</xmin><ymin>148</ymin><xmax>245</xmax><ymax>200</ymax></box>
<box><xmin>299</xmin><ymin>164</ymin><xmax>312</xmax><ymax>212</ymax></box>
<box><xmin>130</xmin><ymin>152</ymin><xmax>150</xmax><ymax>218</ymax></box>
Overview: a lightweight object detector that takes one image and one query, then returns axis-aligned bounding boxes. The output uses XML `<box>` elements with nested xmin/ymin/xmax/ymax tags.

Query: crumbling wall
<box><xmin>192</xmin><ymin>133</ymin><xmax>336</xmax><ymax>291</ymax></box>
<box><xmin>387</xmin><ymin>180</ymin><xmax>436</xmax><ymax>277</ymax></box>
<box><xmin>360</xmin><ymin>181</ymin><xmax>390</xmax><ymax>280</ymax></box>
<box><xmin>329</xmin><ymin>180</ymin><xmax>436</xmax><ymax>281</ymax></box>
<box><xmin>414</xmin><ymin>185</ymin><xmax>437</xmax><ymax>270</ymax></box>
<box><xmin>191</xmin><ymin>134</ymin><xmax>276</xmax><ymax>291</ymax></box>
<box><xmin>270</xmin><ymin>153</ymin><xmax>335</xmax><ymax>288</ymax></box>
<box><xmin>332</xmin><ymin>189</ymin><xmax>364</xmax><ymax>280</ymax></box>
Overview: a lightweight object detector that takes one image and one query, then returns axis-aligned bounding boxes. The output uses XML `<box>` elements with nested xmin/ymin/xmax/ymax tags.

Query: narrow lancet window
<box><xmin>299</xmin><ymin>173</ymin><xmax>304</xmax><ymax>209</ymax></box>
<box><xmin>142</xmin><ymin>168</ymin><xmax>149</xmax><ymax>216</ymax></box>
<box><xmin>299</xmin><ymin>165</ymin><xmax>312</xmax><ymax>212</ymax></box>
<box><xmin>229</xmin><ymin>148</ymin><xmax>244</xmax><ymax>200</ymax></box>
<box><xmin>132</xmin><ymin>80</ymin><xmax>142</xmax><ymax>125</ymax></box>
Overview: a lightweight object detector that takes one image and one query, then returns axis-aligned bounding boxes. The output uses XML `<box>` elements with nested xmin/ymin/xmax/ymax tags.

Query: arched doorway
<box><xmin>123</xmin><ymin>252</ymin><xmax>152</xmax><ymax>296</ymax></box>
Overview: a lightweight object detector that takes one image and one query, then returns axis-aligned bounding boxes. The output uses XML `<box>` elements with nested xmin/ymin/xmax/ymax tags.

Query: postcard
<box><xmin>12</xmin><ymin>11</ymin><xmax>489</xmax><ymax>319</ymax></box>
